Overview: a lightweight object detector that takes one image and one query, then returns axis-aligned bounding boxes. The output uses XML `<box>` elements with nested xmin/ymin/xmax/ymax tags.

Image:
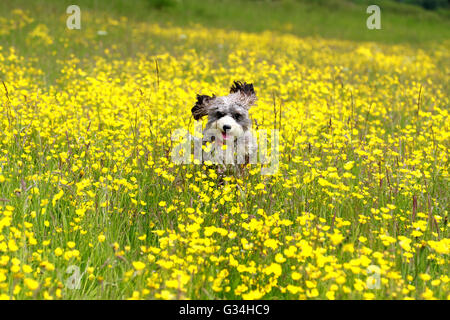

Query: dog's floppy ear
<box><xmin>191</xmin><ymin>94</ymin><xmax>215</xmax><ymax>120</ymax></box>
<box><xmin>230</xmin><ymin>81</ymin><xmax>256</xmax><ymax>108</ymax></box>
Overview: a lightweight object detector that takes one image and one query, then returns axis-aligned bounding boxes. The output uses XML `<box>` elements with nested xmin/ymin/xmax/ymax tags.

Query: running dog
<box><xmin>191</xmin><ymin>81</ymin><xmax>257</xmax><ymax>165</ymax></box>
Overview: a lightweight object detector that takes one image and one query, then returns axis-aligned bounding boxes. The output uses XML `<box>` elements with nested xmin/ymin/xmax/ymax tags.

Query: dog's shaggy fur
<box><xmin>192</xmin><ymin>81</ymin><xmax>257</xmax><ymax>165</ymax></box>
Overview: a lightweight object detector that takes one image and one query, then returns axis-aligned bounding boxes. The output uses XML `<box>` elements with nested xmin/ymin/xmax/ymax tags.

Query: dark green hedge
<box><xmin>396</xmin><ymin>0</ymin><xmax>449</xmax><ymax>10</ymax></box>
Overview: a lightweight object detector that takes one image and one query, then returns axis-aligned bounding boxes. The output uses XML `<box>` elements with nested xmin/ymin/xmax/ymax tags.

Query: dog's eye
<box><xmin>215</xmin><ymin>112</ymin><xmax>225</xmax><ymax>118</ymax></box>
<box><xmin>232</xmin><ymin>113</ymin><xmax>241</xmax><ymax>121</ymax></box>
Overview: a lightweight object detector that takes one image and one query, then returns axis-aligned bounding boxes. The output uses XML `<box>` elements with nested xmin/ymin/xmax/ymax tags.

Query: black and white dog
<box><xmin>191</xmin><ymin>81</ymin><xmax>257</xmax><ymax>165</ymax></box>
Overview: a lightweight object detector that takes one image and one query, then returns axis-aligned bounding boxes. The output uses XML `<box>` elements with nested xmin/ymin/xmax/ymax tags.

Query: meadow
<box><xmin>0</xmin><ymin>0</ymin><xmax>448</xmax><ymax>300</ymax></box>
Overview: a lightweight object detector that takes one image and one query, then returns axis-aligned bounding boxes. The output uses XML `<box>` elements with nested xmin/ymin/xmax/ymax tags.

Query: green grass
<box><xmin>1</xmin><ymin>0</ymin><xmax>448</xmax><ymax>86</ymax></box>
<box><xmin>1</xmin><ymin>0</ymin><xmax>449</xmax><ymax>46</ymax></box>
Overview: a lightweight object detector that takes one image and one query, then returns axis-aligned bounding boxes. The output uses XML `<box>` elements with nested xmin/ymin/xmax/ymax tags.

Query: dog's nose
<box><xmin>223</xmin><ymin>125</ymin><xmax>231</xmax><ymax>131</ymax></box>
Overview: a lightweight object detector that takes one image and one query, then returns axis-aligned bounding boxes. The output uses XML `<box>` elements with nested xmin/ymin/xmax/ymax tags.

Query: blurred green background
<box><xmin>1</xmin><ymin>0</ymin><xmax>449</xmax><ymax>44</ymax></box>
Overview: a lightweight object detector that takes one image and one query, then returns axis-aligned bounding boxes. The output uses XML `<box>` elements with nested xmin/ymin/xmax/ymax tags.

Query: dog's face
<box><xmin>192</xmin><ymin>81</ymin><xmax>256</xmax><ymax>144</ymax></box>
